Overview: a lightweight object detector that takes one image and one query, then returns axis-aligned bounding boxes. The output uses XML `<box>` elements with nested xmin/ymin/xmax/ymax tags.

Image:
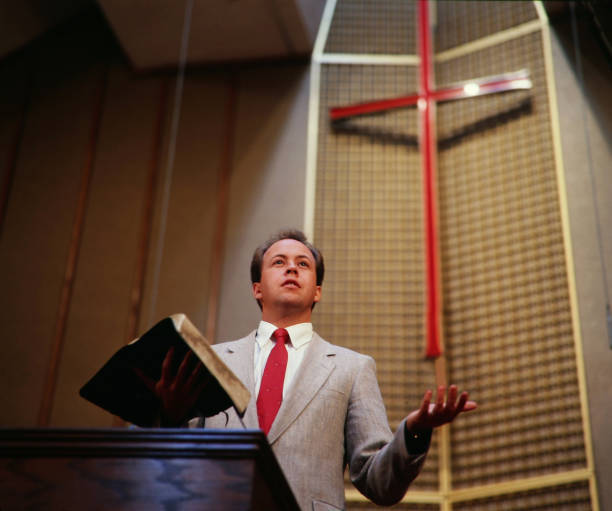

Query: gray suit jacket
<box><xmin>200</xmin><ymin>331</ymin><xmax>428</xmax><ymax>511</ymax></box>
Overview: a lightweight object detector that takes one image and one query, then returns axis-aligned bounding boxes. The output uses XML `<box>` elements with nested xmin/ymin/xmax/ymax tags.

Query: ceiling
<box><xmin>0</xmin><ymin>0</ymin><xmax>91</xmax><ymax>60</ymax></box>
<box><xmin>0</xmin><ymin>0</ymin><xmax>326</xmax><ymax>70</ymax></box>
<box><xmin>3</xmin><ymin>1</ymin><xmax>610</xmax><ymax>71</ymax></box>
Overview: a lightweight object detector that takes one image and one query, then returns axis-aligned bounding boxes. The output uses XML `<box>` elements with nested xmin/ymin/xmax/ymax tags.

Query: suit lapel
<box><xmin>220</xmin><ymin>332</ymin><xmax>259</xmax><ymax>428</ymax></box>
<box><xmin>267</xmin><ymin>333</ymin><xmax>336</xmax><ymax>444</ymax></box>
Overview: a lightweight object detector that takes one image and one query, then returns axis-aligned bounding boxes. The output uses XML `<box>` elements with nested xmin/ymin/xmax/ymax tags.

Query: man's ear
<box><xmin>252</xmin><ymin>282</ymin><xmax>262</xmax><ymax>300</ymax></box>
<box><xmin>313</xmin><ymin>285</ymin><xmax>322</xmax><ymax>304</ymax></box>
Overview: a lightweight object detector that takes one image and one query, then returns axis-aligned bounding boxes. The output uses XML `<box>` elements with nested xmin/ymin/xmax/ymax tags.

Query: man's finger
<box><xmin>133</xmin><ymin>367</ymin><xmax>156</xmax><ymax>393</ymax></box>
<box><xmin>186</xmin><ymin>360</ymin><xmax>206</xmax><ymax>388</ymax></box>
<box><xmin>453</xmin><ymin>390</ymin><xmax>468</xmax><ymax>417</ymax></box>
<box><xmin>447</xmin><ymin>385</ymin><xmax>457</xmax><ymax>404</ymax></box>
<box><xmin>160</xmin><ymin>346</ymin><xmax>176</xmax><ymax>385</ymax></box>
<box><xmin>188</xmin><ymin>371</ymin><xmax>211</xmax><ymax>402</ymax></box>
<box><xmin>176</xmin><ymin>350</ymin><xmax>194</xmax><ymax>384</ymax></box>
<box><xmin>433</xmin><ymin>385</ymin><xmax>445</xmax><ymax>413</ymax></box>
<box><xmin>463</xmin><ymin>400</ymin><xmax>478</xmax><ymax>412</ymax></box>
<box><xmin>447</xmin><ymin>385</ymin><xmax>458</xmax><ymax>414</ymax></box>
<box><xmin>419</xmin><ymin>389</ymin><xmax>433</xmax><ymax>419</ymax></box>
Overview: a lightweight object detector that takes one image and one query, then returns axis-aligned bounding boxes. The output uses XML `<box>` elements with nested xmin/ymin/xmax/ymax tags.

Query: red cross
<box><xmin>329</xmin><ymin>0</ymin><xmax>531</xmax><ymax>358</ymax></box>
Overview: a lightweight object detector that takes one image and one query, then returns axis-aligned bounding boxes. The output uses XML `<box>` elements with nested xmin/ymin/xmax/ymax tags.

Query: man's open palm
<box><xmin>406</xmin><ymin>385</ymin><xmax>477</xmax><ymax>432</ymax></box>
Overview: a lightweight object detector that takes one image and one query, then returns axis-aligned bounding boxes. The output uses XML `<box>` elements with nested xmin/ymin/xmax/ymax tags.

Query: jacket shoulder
<box><xmin>313</xmin><ymin>332</ymin><xmax>373</xmax><ymax>364</ymax></box>
<box><xmin>211</xmin><ymin>331</ymin><xmax>255</xmax><ymax>353</ymax></box>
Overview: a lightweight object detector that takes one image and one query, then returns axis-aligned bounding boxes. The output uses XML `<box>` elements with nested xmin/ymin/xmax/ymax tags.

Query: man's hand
<box><xmin>405</xmin><ymin>385</ymin><xmax>477</xmax><ymax>432</ymax></box>
<box><xmin>135</xmin><ymin>347</ymin><xmax>209</xmax><ymax>427</ymax></box>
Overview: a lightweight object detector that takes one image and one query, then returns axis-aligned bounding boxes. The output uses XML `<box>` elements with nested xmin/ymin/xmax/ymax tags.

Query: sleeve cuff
<box><xmin>404</xmin><ymin>426</ymin><xmax>432</xmax><ymax>454</ymax></box>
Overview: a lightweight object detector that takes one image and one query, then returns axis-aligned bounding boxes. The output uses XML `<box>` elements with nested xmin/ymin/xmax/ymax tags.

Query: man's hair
<box><xmin>250</xmin><ymin>229</ymin><xmax>325</xmax><ymax>310</ymax></box>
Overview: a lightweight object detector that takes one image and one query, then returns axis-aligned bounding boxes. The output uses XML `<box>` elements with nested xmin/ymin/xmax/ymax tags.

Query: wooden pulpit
<box><xmin>0</xmin><ymin>428</ymin><xmax>300</xmax><ymax>510</ymax></box>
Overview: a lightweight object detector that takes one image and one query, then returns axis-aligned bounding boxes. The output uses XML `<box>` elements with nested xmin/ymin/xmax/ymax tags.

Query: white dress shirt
<box><xmin>254</xmin><ymin>320</ymin><xmax>313</xmax><ymax>398</ymax></box>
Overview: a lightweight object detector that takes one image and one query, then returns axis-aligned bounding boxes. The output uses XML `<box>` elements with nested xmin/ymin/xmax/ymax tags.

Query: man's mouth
<box><xmin>282</xmin><ymin>279</ymin><xmax>300</xmax><ymax>288</ymax></box>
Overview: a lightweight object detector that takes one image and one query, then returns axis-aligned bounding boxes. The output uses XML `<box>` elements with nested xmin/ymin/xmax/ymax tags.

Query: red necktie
<box><xmin>257</xmin><ymin>328</ymin><xmax>290</xmax><ymax>435</ymax></box>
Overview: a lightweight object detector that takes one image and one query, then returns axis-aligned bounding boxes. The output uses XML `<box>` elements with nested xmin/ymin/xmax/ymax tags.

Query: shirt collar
<box><xmin>255</xmin><ymin>320</ymin><xmax>313</xmax><ymax>349</ymax></box>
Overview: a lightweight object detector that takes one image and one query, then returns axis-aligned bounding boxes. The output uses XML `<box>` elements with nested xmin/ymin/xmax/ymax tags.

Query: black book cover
<box><xmin>80</xmin><ymin>317</ymin><xmax>240</xmax><ymax>427</ymax></box>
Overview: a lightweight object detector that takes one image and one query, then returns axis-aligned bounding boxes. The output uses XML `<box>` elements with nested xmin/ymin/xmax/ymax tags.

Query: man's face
<box><xmin>252</xmin><ymin>238</ymin><xmax>321</xmax><ymax>314</ymax></box>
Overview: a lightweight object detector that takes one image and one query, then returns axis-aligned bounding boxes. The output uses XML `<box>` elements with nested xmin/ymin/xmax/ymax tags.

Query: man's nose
<box><xmin>285</xmin><ymin>261</ymin><xmax>298</xmax><ymax>274</ymax></box>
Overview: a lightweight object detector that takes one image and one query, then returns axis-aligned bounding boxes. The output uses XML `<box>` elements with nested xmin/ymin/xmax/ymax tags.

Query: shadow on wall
<box><xmin>330</xmin><ymin>96</ymin><xmax>533</xmax><ymax>151</ymax></box>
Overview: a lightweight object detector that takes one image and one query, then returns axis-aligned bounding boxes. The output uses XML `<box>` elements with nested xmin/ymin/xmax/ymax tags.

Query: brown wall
<box><xmin>0</xmin><ymin>8</ymin><xmax>309</xmax><ymax>428</ymax></box>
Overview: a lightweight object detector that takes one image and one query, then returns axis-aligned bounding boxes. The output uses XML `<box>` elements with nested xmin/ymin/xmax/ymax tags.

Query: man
<box><xmin>154</xmin><ymin>229</ymin><xmax>476</xmax><ymax>510</ymax></box>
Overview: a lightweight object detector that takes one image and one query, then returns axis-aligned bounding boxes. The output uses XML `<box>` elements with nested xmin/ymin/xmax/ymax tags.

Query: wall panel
<box><xmin>216</xmin><ymin>64</ymin><xmax>310</xmax><ymax>342</ymax></box>
<box><xmin>551</xmin><ymin>18</ymin><xmax>612</xmax><ymax>511</ymax></box>
<box><xmin>0</xmin><ymin>54</ymin><xmax>30</xmax><ymax>234</ymax></box>
<box><xmin>0</xmin><ymin>5</ymin><xmax>312</xmax><ymax>426</ymax></box>
<box><xmin>140</xmin><ymin>73</ymin><xmax>227</xmax><ymax>336</ymax></box>
<box><xmin>0</xmin><ymin>32</ymin><xmax>104</xmax><ymax>426</ymax></box>
<box><xmin>310</xmin><ymin>0</ymin><xmax>607</xmax><ymax>508</ymax></box>
<box><xmin>50</xmin><ymin>66</ymin><xmax>165</xmax><ymax>427</ymax></box>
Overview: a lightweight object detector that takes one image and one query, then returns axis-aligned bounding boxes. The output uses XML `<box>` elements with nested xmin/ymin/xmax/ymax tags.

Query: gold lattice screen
<box><xmin>307</xmin><ymin>1</ymin><xmax>597</xmax><ymax>510</ymax></box>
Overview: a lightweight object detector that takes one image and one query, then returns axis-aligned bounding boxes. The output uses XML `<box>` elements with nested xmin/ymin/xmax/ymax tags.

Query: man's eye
<box><xmin>273</xmin><ymin>260</ymin><xmax>283</xmax><ymax>265</ymax></box>
<box><xmin>299</xmin><ymin>261</ymin><xmax>309</xmax><ymax>267</ymax></box>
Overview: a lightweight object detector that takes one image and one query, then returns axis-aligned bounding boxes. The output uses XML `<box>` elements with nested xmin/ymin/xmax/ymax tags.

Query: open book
<box><xmin>79</xmin><ymin>314</ymin><xmax>250</xmax><ymax>427</ymax></box>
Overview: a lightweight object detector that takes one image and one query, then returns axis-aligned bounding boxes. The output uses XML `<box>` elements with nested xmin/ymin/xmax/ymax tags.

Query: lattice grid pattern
<box><xmin>435</xmin><ymin>0</ymin><xmax>538</xmax><ymax>52</ymax></box>
<box><xmin>324</xmin><ymin>0</ymin><xmax>417</xmax><ymax>55</ymax></box>
<box><xmin>437</xmin><ymin>31</ymin><xmax>587</xmax><ymax>488</ymax></box>
<box><xmin>313</xmin><ymin>63</ymin><xmax>439</xmax><ymax>493</ymax></box>
<box><xmin>313</xmin><ymin>0</ymin><xmax>593</xmax><ymax>508</ymax></box>
<box><xmin>453</xmin><ymin>481</ymin><xmax>592</xmax><ymax>511</ymax></box>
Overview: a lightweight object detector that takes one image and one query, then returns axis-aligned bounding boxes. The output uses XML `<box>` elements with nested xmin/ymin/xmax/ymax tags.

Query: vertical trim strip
<box><xmin>440</xmin><ymin>426</ymin><xmax>452</xmax><ymax>511</ymax></box>
<box><xmin>418</xmin><ymin>0</ymin><xmax>450</xmax><ymax>504</ymax></box>
<box><xmin>206</xmin><ymin>74</ymin><xmax>237</xmax><ymax>343</ymax></box>
<box><xmin>312</xmin><ymin>0</ymin><xmax>338</xmax><ymax>60</ymax></box>
<box><xmin>124</xmin><ymin>79</ymin><xmax>168</xmax><ymax>343</ymax></box>
<box><xmin>304</xmin><ymin>0</ymin><xmax>337</xmax><ymax>241</ymax></box>
<box><xmin>145</xmin><ymin>0</ymin><xmax>195</xmax><ymax>328</ymax></box>
<box><xmin>0</xmin><ymin>71</ymin><xmax>31</xmax><ymax>238</ymax></box>
<box><xmin>37</xmin><ymin>66</ymin><xmax>108</xmax><ymax>427</ymax></box>
<box><xmin>303</xmin><ymin>63</ymin><xmax>321</xmax><ymax>242</ymax></box>
<box><xmin>533</xmin><ymin>0</ymin><xmax>548</xmax><ymax>24</ymax></box>
<box><xmin>538</xmin><ymin>4</ymin><xmax>600</xmax><ymax>510</ymax></box>
<box><xmin>113</xmin><ymin>78</ymin><xmax>168</xmax><ymax>429</ymax></box>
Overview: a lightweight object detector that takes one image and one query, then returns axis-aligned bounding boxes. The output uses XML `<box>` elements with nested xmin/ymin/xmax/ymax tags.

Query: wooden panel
<box><xmin>2</xmin><ymin>457</ymin><xmax>257</xmax><ymax>510</ymax></box>
<box><xmin>0</xmin><ymin>429</ymin><xmax>299</xmax><ymax>511</ymax></box>
<box><xmin>0</xmin><ymin>35</ymin><xmax>105</xmax><ymax>427</ymax></box>
<box><xmin>140</xmin><ymin>72</ymin><xmax>227</xmax><ymax>335</ymax></box>
<box><xmin>216</xmin><ymin>64</ymin><xmax>310</xmax><ymax>342</ymax></box>
<box><xmin>49</xmin><ymin>67</ymin><xmax>165</xmax><ymax>427</ymax></box>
